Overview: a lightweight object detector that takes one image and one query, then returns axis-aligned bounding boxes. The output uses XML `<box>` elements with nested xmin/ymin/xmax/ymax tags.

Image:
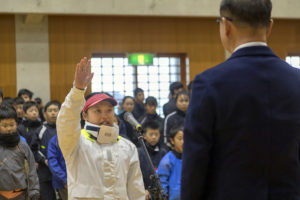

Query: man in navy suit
<box><xmin>181</xmin><ymin>0</ymin><xmax>300</xmax><ymax>199</ymax></box>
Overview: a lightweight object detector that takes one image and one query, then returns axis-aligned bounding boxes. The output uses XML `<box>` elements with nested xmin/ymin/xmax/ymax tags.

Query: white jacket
<box><xmin>57</xmin><ymin>88</ymin><xmax>145</xmax><ymax>200</ymax></box>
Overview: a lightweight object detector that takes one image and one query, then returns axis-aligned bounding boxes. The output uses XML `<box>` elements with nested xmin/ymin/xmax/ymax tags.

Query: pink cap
<box><xmin>83</xmin><ymin>93</ymin><xmax>117</xmax><ymax>112</ymax></box>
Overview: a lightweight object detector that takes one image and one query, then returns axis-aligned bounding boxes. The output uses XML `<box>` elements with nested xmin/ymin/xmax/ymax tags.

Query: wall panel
<box><xmin>49</xmin><ymin>16</ymin><xmax>224</xmax><ymax>102</ymax></box>
<box><xmin>0</xmin><ymin>15</ymin><xmax>16</xmax><ymax>98</ymax></box>
<box><xmin>269</xmin><ymin>19</ymin><xmax>300</xmax><ymax>57</ymax></box>
<box><xmin>49</xmin><ymin>16</ymin><xmax>300</xmax><ymax>102</ymax></box>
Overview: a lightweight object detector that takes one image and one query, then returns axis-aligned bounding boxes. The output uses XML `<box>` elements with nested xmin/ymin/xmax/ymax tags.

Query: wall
<box><xmin>0</xmin><ymin>15</ymin><xmax>16</xmax><ymax>98</ymax></box>
<box><xmin>1</xmin><ymin>15</ymin><xmax>300</xmax><ymax>102</ymax></box>
<box><xmin>1</xmin><ymin>0</ymin><xmax>300</xmax><ymax>19</ymax></box>
<box><xmin>269</xmin><ymin>19</ymin><xmax>300</xmax><ymax>58</ymax></box>
<box><xmin>48</xmin><ymin>16</ymin><xmax>225</xmax><ymax>102</ymax></box>
<box><xmin>15</xmin><ymin>15</ymin><xmax>50</xmax><ymax>103</ymax></box>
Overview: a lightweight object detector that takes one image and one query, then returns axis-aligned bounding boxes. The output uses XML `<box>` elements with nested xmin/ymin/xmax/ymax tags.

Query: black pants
<box><xmin>40</xmin><ymin>181</ymin><xmax>56</xmax><ymax>200</ymax></box>
<box><xmin>57</xmin><ymin>188</ymin><xmax>67</xmax><ymax>200</ymax></box>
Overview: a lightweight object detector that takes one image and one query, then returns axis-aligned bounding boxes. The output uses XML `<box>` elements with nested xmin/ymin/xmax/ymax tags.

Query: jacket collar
<box><xmin>22</xmin><ymin>118</ymin><xmax>42</xmax><ymax>128</ymax></box>
<box><xmin>228</xmin><ymin>46</ymin><xmax>277</xmax><ymax>61</ymax></box>
<box><xmin>172</xmin><ymin>150</ymin><xmax>182</xmax><ymax>159</ymax></box>
<box><xmin>233</xmin><ymin>42</ymin><xmax>267</xmax><ymax>53</ymax></box>
<box><xmin>146</xmin><ymin>113</ymin><xmax>159</xmax><ymax>119</ymax></box>
<box><xmin>145</xmin><ymin>142</ymin><xmax>160</xmax><ymax>154</ymax></box>
<box><xmin>176</xmin><ymin>108</ymin><xmax>186</xmax><ymax>117</ymax></box>
<box><xmin>84</xmin><ymin>121</ymin><xmax>100</xmax><ymax>139</ymax></box>
<box><xmin>44</xmin><ymin>121</ymin><xmax>56</xmax><ymax>129</ymax></box>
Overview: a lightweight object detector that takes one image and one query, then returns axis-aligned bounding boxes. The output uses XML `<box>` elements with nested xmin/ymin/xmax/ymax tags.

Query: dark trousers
<box><xmin>58</xmin><ymin>189</ymin><xmax>67</xmax><ymax>200</ymax></box>
<box><xmin>40</xmin><ymin>181</ymin><xmax>56</xmax><ymax>200</ymax></box>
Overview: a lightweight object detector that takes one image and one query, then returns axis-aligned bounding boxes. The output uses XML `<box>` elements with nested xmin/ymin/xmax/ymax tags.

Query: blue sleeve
<box><xmin>157</xmin><ymin>153</ymin><xmax>173</xmax><ymax>197</ymax></box>
<box><xmin>20</xmin><ymin>136</ymin><xmax>27</xmax><ymax>143</ymax></box>
<box><xmin>47</xmin><ymin>136</ymin><xmax>67</xmax><ymax>185</ymax></box>
<box><xmin>181</xmin><ymin>74</ymin><xmax>215</xmax><ymax>199</ymax></box>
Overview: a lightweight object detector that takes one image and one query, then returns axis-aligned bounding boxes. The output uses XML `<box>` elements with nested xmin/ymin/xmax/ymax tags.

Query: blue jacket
<box><xmin>157</xmin><ymin>150</ymin><xmax>182</xmax><ymax>200</ymax></box>
<box><xmin>47</xmin><ymin>135</ymin><xmax>67</xmax><ymax>189</ymax></box>
<box><xmin>181</xmin><ymin>46</ymin><xmax>300</xmax><ymax>200</ymax></box>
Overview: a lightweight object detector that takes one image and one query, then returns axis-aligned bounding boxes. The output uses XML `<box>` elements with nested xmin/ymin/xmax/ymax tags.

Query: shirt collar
<box><xmin>234</xmin><ymin>42</ymin><xmax>267</xmax><ymax>53</ymax></box>
<box><xmin>84</xmin><ymin>121</ymin><xmax>100</xmax><ymax>138</ymax></box>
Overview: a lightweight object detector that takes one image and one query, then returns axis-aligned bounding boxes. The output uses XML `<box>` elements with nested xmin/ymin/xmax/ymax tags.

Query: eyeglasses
<box><xmin>216</xmin><ymin>16</ymin><xmax>233</xmax><ymax>24</ymax></box>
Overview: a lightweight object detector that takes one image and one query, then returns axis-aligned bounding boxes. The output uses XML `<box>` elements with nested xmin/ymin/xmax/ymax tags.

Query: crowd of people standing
<box><xmin>0</xmin><ymin>78</ymin><xmax>190</xmax><ymax>200</ymax></box>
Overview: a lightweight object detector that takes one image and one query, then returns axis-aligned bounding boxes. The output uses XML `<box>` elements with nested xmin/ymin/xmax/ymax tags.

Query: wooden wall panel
<box><xmin>0</xmin><ymin>15</ymin><xmax>16</xmax><ymax>98</ymax></box>
<box><xmin>269</xmin><ymin>19</ymin><xmax>300</xmax><ymax>58</ymax></box>
<box><xmin>49</xmin><ymin>16</ymin><xmax>224</xmax><ymax>102</ymax></box>
<box><xmin>49</xmin><ymin>16</ymin><xmax>300</xmax><ymax>102</ymax></box>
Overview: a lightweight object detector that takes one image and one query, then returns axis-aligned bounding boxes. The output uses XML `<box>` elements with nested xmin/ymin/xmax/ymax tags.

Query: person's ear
<box><xmin>170</xmin><ymin>138</ymin><xmax>175</xmax><ymax>145</ymax></box>
<box><xmin>266</xmin><ymin>19</ymin><xmax>273</xmax><ymax>39</ymax></box>
<box><xmin>223</xmin><ymin>18</ymin><xmax>232</xmax><ymax>37</ymax></box>
<box><xmin>82</xmin><ymin>111</ymin><xmax>88</xmax><ymax>121</ymax></box>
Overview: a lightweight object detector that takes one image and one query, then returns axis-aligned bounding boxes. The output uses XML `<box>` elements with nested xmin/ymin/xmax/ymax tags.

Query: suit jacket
<box><xmin>181</xmin><ymin>46</ymin><xmax>300</xmax><ymax>200</ymax></box>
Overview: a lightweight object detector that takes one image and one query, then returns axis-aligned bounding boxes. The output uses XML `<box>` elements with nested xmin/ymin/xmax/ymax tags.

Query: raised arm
<box><xmin>56</xmin><ymin>57</ymin><xmax>94</xmax><ymax>162</ymax></box>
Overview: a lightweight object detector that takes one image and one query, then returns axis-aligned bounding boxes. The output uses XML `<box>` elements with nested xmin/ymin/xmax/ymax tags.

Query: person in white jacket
<box><xmin>56</xmin><ymin>57</ymin><xmax>145</xmax><ymax>200</ymax></box>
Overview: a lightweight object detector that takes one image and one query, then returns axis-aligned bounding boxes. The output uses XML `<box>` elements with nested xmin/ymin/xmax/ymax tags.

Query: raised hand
<box><xmin>74</xmin><ymin>57</ymin><xmax>94</xmax><ymax>90</ymax></box>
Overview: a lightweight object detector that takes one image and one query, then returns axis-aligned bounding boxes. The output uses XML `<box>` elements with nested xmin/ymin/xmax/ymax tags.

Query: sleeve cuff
<box><xmin>72</xmin><ymin>86</ymin><xmax>87</xmax><ymax>93</ymax></box>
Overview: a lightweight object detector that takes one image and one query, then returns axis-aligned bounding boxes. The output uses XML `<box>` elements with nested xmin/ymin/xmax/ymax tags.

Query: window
<box><xmin>286</xmin><ymin>56</ymin><xmax>300</xmax><ymax>69</ymax></box>
<box><xmin>91</xmin><ymin>54</ymin><xmax>188</xmax><ymax>116</ymax></box>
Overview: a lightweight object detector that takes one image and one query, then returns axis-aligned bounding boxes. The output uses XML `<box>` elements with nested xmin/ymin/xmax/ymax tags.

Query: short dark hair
<box><xmin>0</xmin><ymin>104</ymin><xmax>17</xmax><ymax>121</ymax></box>
<box><xmin>175</xmin><ymin>90</ymin><xmax>189</xmax><ymax>102</ymax></box>
<box><xmin>23</xmin><ymin>101</ymin><xmax>38</xmax><ymax>113</ymax></box>
<box><xmin>220</xmin><ymin>0</ymin><xmax>272</xmax><ymax>28</ymax></box>
<box><xmin>134</xmin><ymin>88</ymin><xmax>144</xmax><ymax>97</ymax></box>
<box><xmin>169</xmin><ymin>124</ymin><xmax>184</xmax><ymax>139</ymax></box>
<box><xmin>143</xmin><ymin>120</ymin><xmax>160</xmax><ymax>134</ymax></box>
<box><xmin>13</xmin><ymin>97</ymin><xmax>24</xmax><ymax>106</ymax></box>
<box><xmin>170</xmin><ymin>82</ymin><xmax>184</xmax><ymax>95</ymax></box>
<box><xmin>0</xmin><ymin>88</ymin><xmax>3</xmax><ymax>99</ymax></box>
<box><xmin>145</xmin><ymin>96</ymin><xmax>157</xmax><ymax>106</ymax></box>
<box><xmin>18</xmin><ymin>89</ymin><xmax>34</xmax><ymax>99</ymax></box>
<box><xmin>44</xmin><ymin>100</ymin><xmax>61</xmax><ymax>112</ymax></box>
<box><xmin>34</xmin><ymin>97</ymin><xmax>42</xmax><ymax>105</ymax></box>
<box><xmin>122</xmin><ymin>96</ymin><xmax>134</xmax><ymax>105</ymax></box>
<box><xmin>2</xmin><ymin>97</ymin><xmax>14</xmax><ymax>107</ymax></box>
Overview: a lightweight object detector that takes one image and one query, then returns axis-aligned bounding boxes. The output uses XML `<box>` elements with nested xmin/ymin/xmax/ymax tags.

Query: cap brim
<box><xmin>103</xmin><ymin>98</ymin><xmax>117</xmax><ymax>106</ymax></box>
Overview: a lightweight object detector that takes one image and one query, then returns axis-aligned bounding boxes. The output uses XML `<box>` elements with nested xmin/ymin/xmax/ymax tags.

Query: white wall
<box><xmin>0</xmin><ymin>0</ymin><xmax>300</xmax><ymax>19</ymax></box>
<box><xmin>15</xmin><ymin>15</ymin><xmax>50</xmax><ymax>103</ymax></box>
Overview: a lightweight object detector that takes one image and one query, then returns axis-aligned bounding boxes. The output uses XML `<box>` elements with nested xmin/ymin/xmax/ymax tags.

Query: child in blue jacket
<box><xmin>47</xmin><ymin>135</ymin><xmax>67</xmax><ymax>200</ymax></box>
<box><xmin>157</xmin><ymin>125</ymin><xmax>183</xmax><ymax>200</ymax></box>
